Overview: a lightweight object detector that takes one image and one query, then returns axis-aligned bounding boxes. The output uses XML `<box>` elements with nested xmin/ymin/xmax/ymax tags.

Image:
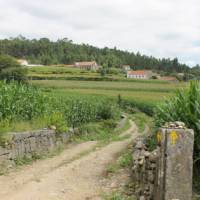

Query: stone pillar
<box><xmin>155</xmin><ymin>123</ymin><xmax>194</xmax><ymax>200</ymax></box>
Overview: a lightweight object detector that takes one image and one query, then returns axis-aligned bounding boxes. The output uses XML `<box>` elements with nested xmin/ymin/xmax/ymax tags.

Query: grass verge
<box><xmin>131</xmin><ymin>112</ymin><xmax>153</xmax><ymax>133</ymax></box>
<box><xmin>106</xmin><ymin>147</ymin><xmax>133</xmax><ymax>175</ymax></box>
<box><xmin>103</xmin><ymin>192</ymin><xmax>136</xmax><ymax>200</ymax></box>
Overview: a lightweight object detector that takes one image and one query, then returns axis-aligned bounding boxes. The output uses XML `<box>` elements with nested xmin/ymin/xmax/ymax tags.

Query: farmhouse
<box><xmin>127</xmin><ymin>70</ymin><xmax>153</xmax><ymax>79</ymax></box>
<box><xmin>74</xmin><ymin>61</ymin><xmax>100</xmax><ymax>70</ymax></box>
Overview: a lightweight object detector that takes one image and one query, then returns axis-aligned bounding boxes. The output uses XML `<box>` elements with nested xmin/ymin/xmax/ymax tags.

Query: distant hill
<box><xmin>0</xmin><ymin>36</ymin><xmax>199</xmax><ymax>76</ymax></box>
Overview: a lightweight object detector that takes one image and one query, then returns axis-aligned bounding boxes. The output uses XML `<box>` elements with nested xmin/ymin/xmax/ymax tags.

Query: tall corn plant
<box><xmin>0</xmin><ymin>81</ymin><xmax>50</xmax><ymax>121</ymax></box>
<box><xmin>155</xmin><ymin>81</ymin><xmax>200</xmax><ymax>179</ymax></box>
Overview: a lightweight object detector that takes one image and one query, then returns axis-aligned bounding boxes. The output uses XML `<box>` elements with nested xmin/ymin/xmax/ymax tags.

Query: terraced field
<box><xmin>30</xmin><ymin>79</ymin><xmax>187</xmax><ymax>105</ymax></box>
<box><xmin>28</xmin><ymin>66</ymin><xmax>188</xmax><ymax>115</ymax></box>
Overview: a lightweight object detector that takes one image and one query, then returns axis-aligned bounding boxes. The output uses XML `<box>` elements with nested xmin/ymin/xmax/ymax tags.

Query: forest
<box><xmin>1</xmin><ymin>36</ymin><xmax>199</xmax><ymax>75</ymax></box>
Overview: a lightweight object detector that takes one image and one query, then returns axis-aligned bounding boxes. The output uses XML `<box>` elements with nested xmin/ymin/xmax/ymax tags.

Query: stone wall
<box><xmin>132</xmin><ymin>122</ymin><xmax>194</xmax><ymax>200</ymax></box>
<box><xmin>0</xmin><ymin>129</ymin><xmax>71</xmax><ymax>168</ymax></box>
<box><xmin>132</xmin><ymin>137</ymin><xmax>158</xmax><ymax>200</ymax></box>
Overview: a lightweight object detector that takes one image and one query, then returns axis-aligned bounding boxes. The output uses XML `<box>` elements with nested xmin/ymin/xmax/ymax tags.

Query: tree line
<box><xmin>0</xmin><ymin>36</ymin><xmax>199</xmax><ymax>75</ymax></box>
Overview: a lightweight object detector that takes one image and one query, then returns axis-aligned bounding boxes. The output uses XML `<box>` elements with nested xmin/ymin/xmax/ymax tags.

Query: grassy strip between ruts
<box><xmin>104</xmin><ymin>112</ymin><xmax>152</xmax><ymax>175</ymax></box>
<box><xmin>71</xmin><ymin>116</ymin><xmax>132</xmax><ymax>144</ymax></box>
<box><xmin>106</xmin><ymin>150</ymin><xmax>133</xmax><ymax>175</ymax></box>
<box><xmin>103</xmin><ymin>192</ymin><xmax>136</xmax><ymax>200</ymax></box>
<box><xmin>103</xmin><ymin>147</ymin><xmax>136</xmax><ymax>200</ymax></box>
<box><xmin>131</xmin><ymin>112</ymin><xmax>154</xmax><ymax>133</ymax></box>
<box><xmin>102</xmin><ymin>112</ymin><xmax>154</xmax><ymax>200</ymax></box>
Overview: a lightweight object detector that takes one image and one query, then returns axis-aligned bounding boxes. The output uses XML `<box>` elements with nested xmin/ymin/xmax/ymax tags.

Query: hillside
<box><xmin>0</xmin><ymin>36</ymin><xmax>195</xmax><ymax>74</ymax></box>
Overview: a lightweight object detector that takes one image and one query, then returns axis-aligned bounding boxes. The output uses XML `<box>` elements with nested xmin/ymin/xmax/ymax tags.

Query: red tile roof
<box><xmin>127</xmin><ymin>70</ymin><xmax>149</xmax><ymax>75</ymax></box>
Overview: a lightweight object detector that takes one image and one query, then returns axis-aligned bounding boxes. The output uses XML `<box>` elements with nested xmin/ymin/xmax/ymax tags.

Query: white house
<box><xmin>127</xmin><ymin>70</ymin><xmax>153</xmax><ymax>79</ymax></box>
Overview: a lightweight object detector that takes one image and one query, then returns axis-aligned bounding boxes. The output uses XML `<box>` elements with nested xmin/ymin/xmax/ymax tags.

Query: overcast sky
<box><xmin>0</xmin><ymin>0</ymin><xmax>200</xmax><ymax>66</ymax></box>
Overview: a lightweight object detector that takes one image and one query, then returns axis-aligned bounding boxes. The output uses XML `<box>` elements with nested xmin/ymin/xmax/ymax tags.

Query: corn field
<box><xmin>155</xmin><ymin>81</ymin><xmax>200</xmax><ymax>187</ymax></box>
<box><xmin>0</xmin><ymin>81</ymin><xmax>119</xmax><ymax>130</ymax></box>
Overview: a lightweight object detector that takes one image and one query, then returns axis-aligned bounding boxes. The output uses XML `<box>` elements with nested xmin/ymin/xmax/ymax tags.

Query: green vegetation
<box><xmin>0</xmin><ymin>54</ymin><xmax>27</xmax><ymax>82</ymax></box>
<box><xmin>30</xmin><ymin>79</ymin><xmax>185</xmax><ymax>115</ymax></box>
<box><xmin>104</xmin><ymin>147</ymin><xmax>135</xmax><ymax>200</ymax></box>
<box><xmin>30</xmin><ymin>65</ymin><xmax>189</xmax><ymax>82</ymax></box>
<box><xmin>131</xmin><ymin>112</ymin><xmax>153</xmax><ymax>133</ymax></box>
<box><xmin>106</xmin><ymin>148</ymin><xmax>133</xmax><ymax>174</ymax></box>
<box><xmin>103</xmin><ymin>192</ymin><xmax>135</xmax><ymax>200</ymax></box>
<box><xmin>154</xmin><ymin>81</ymin><xmax>200</xmax><ymax>190</ymax></box>
<box><xmin>0</xmin><ymin>81</ymin><xmax>120</xmax><ymax>141</ymax></box>
<box><xmin>72</xmin><ymin>117</ymin><xmax>131</xmax><ymax>144</ymax></box>
<box><xmin>0</xmin><ymin>36</ymin><xmax>196</xmax><ymax>76</ymax></box>
<box><xmin>0</xmin><ymin>81</ymin><xmax>49</xmax><ymax>121</ymax></box>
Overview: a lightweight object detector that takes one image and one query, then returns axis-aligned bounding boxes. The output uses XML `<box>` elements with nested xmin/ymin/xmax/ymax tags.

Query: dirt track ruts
<box><xmin>0</xmin><ymin>120</ymin><xmax>138</xmax><ymax>200</ymax></box>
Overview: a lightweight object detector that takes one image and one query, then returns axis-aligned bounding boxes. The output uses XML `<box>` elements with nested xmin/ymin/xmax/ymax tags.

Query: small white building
<box><xmin>17</xmin><ymin>59</ymin><xmax>29</xmax><ymax>66</ymax></box>
<box><xmin>122</xmin><ymin>65</ymin><xmax>131</xmax><ymax>71</ymax></box>
<box><xmin>127</xmin><ymin>70</ymin><xmax>153</xmax><ymax>79</ymax></box>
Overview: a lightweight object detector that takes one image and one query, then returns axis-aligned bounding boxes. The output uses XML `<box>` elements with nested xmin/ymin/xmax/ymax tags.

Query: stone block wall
<box><xmin>132</xmin><ymin>122</ymin><xmax>194</xmax><ymax>200</ymax></box>
<box><xmin>0</xmin><ymin>129</ymin><xmax>71</xmax><ymax>168</ymax></box>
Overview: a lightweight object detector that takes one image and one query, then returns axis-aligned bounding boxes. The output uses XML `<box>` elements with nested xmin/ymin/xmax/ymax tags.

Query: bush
<box><xmin>154</xmin><ymin>81</ymin><xmax>200</xmax><ymax>185</ymax></box>
<box><xmin>0</xmin><ymin>55</ymin><xmax>27</xmax><ymax>82</ymax></box>
<box><xmin>97</xmin><ymin>101</ymin><xmax>120</xmax><ymax>120</ymax></box>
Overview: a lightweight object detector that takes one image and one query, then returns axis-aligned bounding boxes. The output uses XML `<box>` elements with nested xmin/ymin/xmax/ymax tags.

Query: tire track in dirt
<box><xmin>0</xmin><ymin>121</ymin><xmax>138</xmax><ymax>200</ymax></box>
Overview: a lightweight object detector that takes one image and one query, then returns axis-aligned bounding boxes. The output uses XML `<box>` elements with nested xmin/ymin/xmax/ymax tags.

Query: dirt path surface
<box><xmin>0</xmin><ymin>121</ymin><xmax>138</xmax><ymax>200</ymax></box>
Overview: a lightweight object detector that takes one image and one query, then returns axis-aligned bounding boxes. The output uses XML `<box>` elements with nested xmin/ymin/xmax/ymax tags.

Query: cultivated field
<box><xmin>28</xmin><ymin>66</ymin><xmax>126</xmax><ymax>80</ymax></box>
<box><xmin>30</xmin><ymin>79</ymin><xmax>187</xmax><ymax>105</ymax></box>
<box><xmin>28</xmin><ymin>66</ymin><xmax>187</xmax><ymax>116</ymax></box>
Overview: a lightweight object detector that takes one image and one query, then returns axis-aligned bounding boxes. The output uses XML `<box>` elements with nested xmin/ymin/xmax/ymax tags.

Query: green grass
<box><xmin>30</xmin><ymin>79</ymin><xmax>186</xmax><ymax>93</ymax></box>
<box><xmin>106</xmin><ymin>148</ymin><xmax>133</xmax><ymax>174</ymax></box>
<box><xmin>104</xmin><ymin>147</ymin><xmax>136</xmax><ymax>200</ymax></box>
<box><xmin>0</xmin><ymin>67</ymin><xmax>187</xmax><ymax>146</ymax></box>
<box><xmin>28</xmin><ymin>66</ymin><xmax>126</xmax><ymax>80</ymax></box>
<box><xmin>131</xmin><ymin>112</ymin><xmax>153</xmax><ymax>133</ymax></box>
<box><xmin>72</xmin><ymin>117</ymin><xmax>131</xmax><ymax>144</ymax></box>
<box><xmin>30</xmin><ymin>79</ymin><xmax>186</xmax><ymax>112</ymax></box>
<box><xmin>28</xmin><ymin>67</ymin><xmax>187</xmax><ymax>115</ymax></box>
<box><xmin>28</xmin><ymin>65</ymin><xmax>130</xmax><ymax>79</ymax></box>
<box><xmin>0</xmin><ymin>81</ymin><xmax>120</xmax><ymax>142</ymax></box>
<box><xmin>28</xmin><ymin>65</ymin><xmax>181</xmax><ymax>84</ymax></box>
<box><xmin>115</xmin><ymin>119</ymin><xmax>131</xmax><ymax>135</ymax></box>
<box><xmin>103</xmin><ymin>192</ymin><xmax>135</xmax><ymax>200</ymax></box>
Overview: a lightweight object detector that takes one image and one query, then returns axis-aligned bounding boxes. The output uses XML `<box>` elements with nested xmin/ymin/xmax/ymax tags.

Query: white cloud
<box><xmin>0</xmin><ymin>0</ymin><xmax>200</xmax><ymax>66</ymax></box>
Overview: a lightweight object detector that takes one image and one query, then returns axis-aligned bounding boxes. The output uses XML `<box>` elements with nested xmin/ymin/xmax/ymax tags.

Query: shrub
<box><xmin>0</xmin><ymin>55</ymin><xmax>27</xmax><ymax>82</ymax></box>
<box><xmin>97</xmin><ymin>101</ymin><xmax>120</xmax><ymax>120</ymax></box>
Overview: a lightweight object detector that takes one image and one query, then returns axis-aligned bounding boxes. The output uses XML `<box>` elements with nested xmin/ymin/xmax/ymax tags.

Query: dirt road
<box><xmin>0</xmin><ymin>121</ymin><xmax>138</xmax><ymax>200</ymax></box>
